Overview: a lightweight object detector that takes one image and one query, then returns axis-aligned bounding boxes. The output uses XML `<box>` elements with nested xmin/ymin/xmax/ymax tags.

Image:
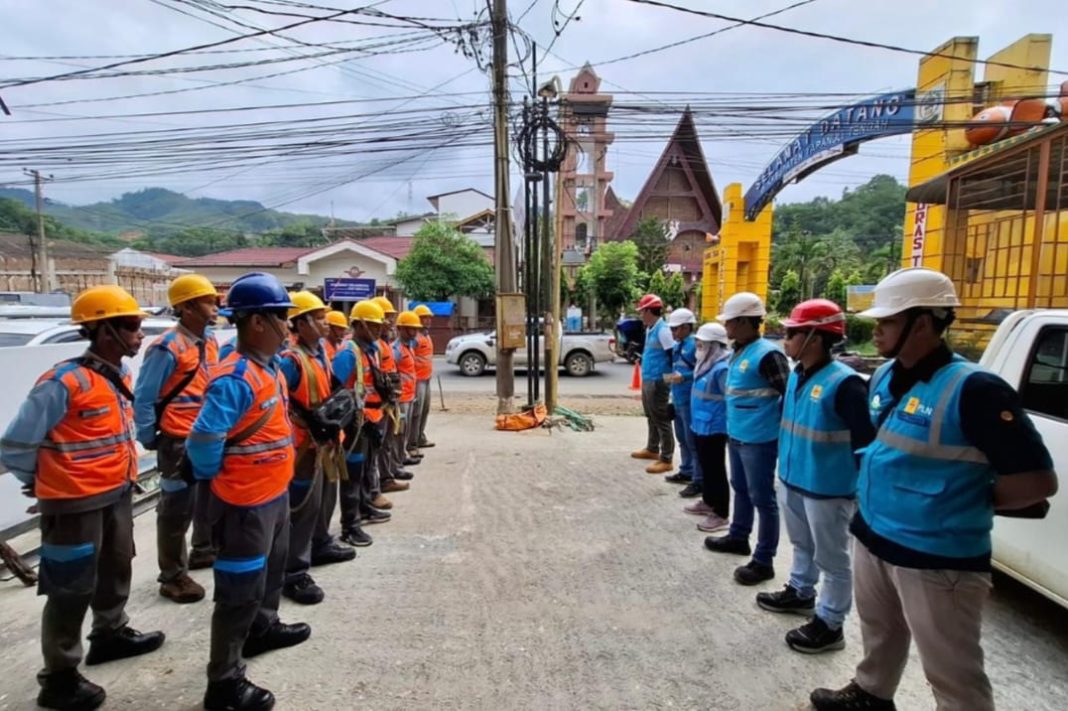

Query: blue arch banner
<box><xmin>743</xmin><ymin>88</ymin><xmax>936</xmax><ymax>221</ymax></box>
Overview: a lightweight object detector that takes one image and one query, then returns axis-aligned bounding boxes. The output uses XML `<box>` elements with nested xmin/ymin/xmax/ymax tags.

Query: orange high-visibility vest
<box><xmin>211</xmin><ymin>354</ymin><xmax>295</xmax><ymax>506</ymax></box>
<box><xmin>377</xmin><ymin>338</ymin><xmax>396</xmax><ymax>373</ymax></box>
<box><xmin>280</xmin><ymin>344</ymin><xmax>331</xmax><ymax>450</ymax></box>
<box><xmin>154</xmin><ymin>328</ymin><xmax>220</xmax><ymax>438</ymax></box>
<box><xmin>323</xmin><ymin>338</ymin><xmax>341</xmax><ymax>362</ymax></box>
<box><xmin>345</xmin><ymin>341</ymin><xmax>384</xmax><ymax>424</ymax></box>
<box><xmin>414</xmin><ymin>333</ymin><xmax>433</xmax><ymax>381</ymax></box>
<box><xmin>395</xmin><ymin>341</ymin><xmax>416</xmax><ymax>404</ymax></box>
<box><xmin>35</xmin><ymin>360</ymin><xmax>138</xmax><ymax>500</ymax></box>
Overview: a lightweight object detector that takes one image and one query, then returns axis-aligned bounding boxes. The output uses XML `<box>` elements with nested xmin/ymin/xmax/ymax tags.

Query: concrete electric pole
<box><xmin>491</xmin><ymin>0</ymin><xmax>517</xmax><ymax>415</ymax></box>
<box><xmin>24</xmin><ymin>169</ymin><xmax>53</xmax><ymax>293</ymax></box>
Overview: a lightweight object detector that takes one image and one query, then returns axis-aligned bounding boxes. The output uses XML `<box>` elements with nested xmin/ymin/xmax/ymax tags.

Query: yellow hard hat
<box><xmin>372</xmin><ymin>296</ymin><xmax>397</xmax><ymax>314</ymax></box>
<box><xmin>413</xmin><ymin>304</ymin><xmax>433</xmax><ymax>317</ymax></box>
<box><xmin>396</xmin><ymin>310</ymin><xmax>422</xmax><ymax>328</ymax></box>
<box><xmin>168</xmin><ymin>273</ymin><xmax>218</xmax><ymax>307</ymax></box>
<box><xmin>71</xmin><ymin>284</ymin><xmax>147</xmax><ymax>324</ymax></box>
<box><xmin>288</xmin><ymin>291</ymin><xmax>327</xmax><ymax>321</ymax></box>
<box><xmin>351</xmin><ymin>300</ymin><xmax>385</xmax><ymax>324</ymax></box>
<box><xmin>325</xmin><ymin>310</ymin><xmax>349</xmax><ymax>329</ymax></box>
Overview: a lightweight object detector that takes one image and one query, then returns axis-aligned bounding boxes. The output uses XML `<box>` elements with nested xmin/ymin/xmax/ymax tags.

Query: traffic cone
<box><xmin>629</xmin><ymin>362</ymin><xmax>641</xmax><ymax>391</ymax></box>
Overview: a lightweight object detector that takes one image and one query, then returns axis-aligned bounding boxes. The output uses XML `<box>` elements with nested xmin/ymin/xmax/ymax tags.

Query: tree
<box><xmin>260</xmin><ymin>222</ymin><xmax>328</xmax><ymax>248</ymax></box>
<box><xmin>630</xmin><ymin>217</ymin><xmax>670</xmax><ymax>275</ymax></box>
<box><xmin>662</xmin><ymin>271</ymin><xmax>686</xmax><ymax>309</ymax></box>
<box><xmin>579</xmin><ymin>241</ymin><xmax>640</xmax><ymax>325</ymax></box>
<box><xmin>776</xmin><ymin>270</ymin><xmax>802</xmax><ymax>314</ymax></box>
<box><xmin>773</xmin><ymin>227</ymin><xmax>829</xmax><ymax>300</ymax></box>
<box><xmin>824</xmin><ymin>269</ymin><xmax>848</xmax><ymax>308</ymax></box>
<box><xmin>395</xmin><ymin>221</ymin><xmax>494</xmax><ymax>301</ymax></box>
<box><xmin>647</xmin><ymin>269</ymin><xmax>667</xmax><ymax>301</ymax></box>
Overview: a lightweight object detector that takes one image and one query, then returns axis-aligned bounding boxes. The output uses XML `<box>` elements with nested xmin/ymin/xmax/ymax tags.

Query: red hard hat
<box><xmin>783</xmin><ymin>298</ymin><xmax>846</xmax><ymax>336</ymax></box>
<box><xmin>636</xmin><ymin>293</ymin><xmax>663</xmax><ymax>311</ymax></box>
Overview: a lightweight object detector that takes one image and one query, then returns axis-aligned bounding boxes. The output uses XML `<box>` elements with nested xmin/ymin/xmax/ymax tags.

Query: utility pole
<box><xmin>491</xmin><ymin>0</ymin><xmax>517</xmax><ymax>414</ymax></box>
<box><xmin>24</xmin><ymin>169</ymin><xmax>52</xmax><ymax>293</ymax></box>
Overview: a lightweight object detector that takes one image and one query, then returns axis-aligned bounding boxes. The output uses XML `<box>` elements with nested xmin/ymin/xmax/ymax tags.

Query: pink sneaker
<box><xmin>697</xmin><ymin>514</ymin><xmax>729</xmax><ymax>532</ymax></box>
<box><xmin>683</xmin><ymin>500</ymin><xmax>715</xmax><ymax>516</ymax></box>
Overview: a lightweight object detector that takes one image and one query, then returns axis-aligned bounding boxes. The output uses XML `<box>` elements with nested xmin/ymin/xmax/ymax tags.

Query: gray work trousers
<box><xmin>377</xmin><ymin>408</ymin><xmax>403</xmax><ymax>484</ymax></box>
<box><xmin>852</xmin><ymin>541</ymin><xmax>994</xmax><ymax>711</ymax></box>
<box><xmin>207</xmin><ymin>490</ymin><xmax>289</xmax><ymax>682</ymax></box>
<box><xmin>284</xmin><ymin>449</ymin><xmax>322</xmax><ymax>584</ymax></box>
<box><xmin>391</xmin><ymin>401</ymin><xmax>412</xmax><ymax>465</ymax></box>
<box><xmin>408</xmin><ymin>379</ymin><xmax>431</xmax><ymax>450</ymax></box>
<box><xmin>338</xmin><ymin>429</ymin><xmax>378</xmax><ymax>529</ymax></box>
<box><xmin>38</xmin><ymin>488</ymin><xmax>134</xmax><ymax>678</ymax></box>
<box><xmin>156</xmin><ymin>434</ymin><xmax>213</xmax><ymax>583</ymax></box>
<box><xmin>641</xmin><ymin>379</ymin><xmax>674</xmax><ymax>461</ymax></box>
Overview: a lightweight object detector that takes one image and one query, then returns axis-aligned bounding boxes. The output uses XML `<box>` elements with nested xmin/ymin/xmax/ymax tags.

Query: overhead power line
<box><xmin>625</xmin><ymin>0</ymin><xmax>1068</xmax><ymax>77</ymax></box>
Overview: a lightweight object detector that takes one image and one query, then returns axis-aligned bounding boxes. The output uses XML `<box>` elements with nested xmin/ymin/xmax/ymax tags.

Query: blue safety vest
<box><xmin>858</xmin><ymin>355</ymin><xmax>994</xmax><ymax>558</ymax></box>
<box><xmin>641</xmin><ymin>319</ymin><xmax>672</xmax><ymax>381</ymax></box>
<box><xmin>671</xmin><ymin>336</ymin><xmax>697</xmax><ymax>405</ymax></box>
<box><xmin>725</xmin><ymin>338</ymin><xmax>782</xmax><ymax>443</ymax></box>
<box><xmin>691</xmin><ymin>358</ymin><xmax>729</xmax><ymax>436</ymax></box>
<box><xmin>779</xmin><ymin>360</ymin><xmax>859</xmax><ymax>497</ymax></box>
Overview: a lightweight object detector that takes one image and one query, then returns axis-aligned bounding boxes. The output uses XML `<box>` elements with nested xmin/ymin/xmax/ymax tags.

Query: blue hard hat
<box><xmin>220</xmin><ymin>272</ymin><xmax>294</xmax><ymax>316</ymax></box>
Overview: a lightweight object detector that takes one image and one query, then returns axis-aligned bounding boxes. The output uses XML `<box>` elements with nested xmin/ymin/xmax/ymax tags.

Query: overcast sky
<box><xmin>1</xmin><ymin>0</ymin><xmax>1065</xmax><ymax>224</ymax></box>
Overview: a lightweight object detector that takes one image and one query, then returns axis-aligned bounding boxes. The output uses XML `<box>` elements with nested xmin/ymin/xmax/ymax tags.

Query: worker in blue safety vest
<box><xmin>664</xmin><ymin>308</ymin><xmax>700</xmax><ymax>494</ymax></box>
<box><xmin>811</xmin><ymin>268</ymin><xmax>1058</xmax><ymax>711</ymax></box>
<box><xmin>755</xmin><ymin>299</ymin><xmax>875</xmax><ymax>655</ymax></box>
<box><xmin>684</xmin><ymin>322</ymin><xmax>732</xmax><ymax>534</ymax></box>
<box><xmin>631</xmin><ymin>293</ymin><xmax>676</xmax><ymax>474</ymax></box>
<box><xmin>704</xmin><ymin>291</ymin><xmax>790</xmax><ymax>587</ymax></box>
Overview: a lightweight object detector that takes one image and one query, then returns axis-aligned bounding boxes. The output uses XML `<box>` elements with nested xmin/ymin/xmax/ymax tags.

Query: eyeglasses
<box><xmin>112</xmin><ymin>318</ymin><xmax>143</xmax><ymax>332</ymax></box>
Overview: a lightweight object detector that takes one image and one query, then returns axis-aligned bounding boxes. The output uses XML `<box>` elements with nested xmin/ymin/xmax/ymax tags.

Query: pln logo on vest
<box><xmin>898</xmin><ymin>396</ymin><xmax>934</xmax><ymax>426</ymax></box>
<box><xmin>738</xmin><ymin>360</ymin><xmax>750</xmax><ymax>373</ymax></box>
<box><xmin>809</xmin><ymin>384</ymin><xmax>823</xmax><ymax>402</ymax></box>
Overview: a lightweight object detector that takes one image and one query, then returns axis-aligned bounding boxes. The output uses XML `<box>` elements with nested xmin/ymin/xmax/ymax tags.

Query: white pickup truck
<box><xmin>444</xmin><ymin>326</ymin><xmax>615</xmax><ymax>377</ymax></box>
<box><xmin>981</xmin><ymin>309</ymin><xmax>1068</xmax><ymax>606</ymax></box>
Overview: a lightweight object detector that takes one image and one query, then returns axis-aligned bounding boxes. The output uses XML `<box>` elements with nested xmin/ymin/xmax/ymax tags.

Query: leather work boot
<box><xmin>678</xmin><ymin>482</ymin><xmax>702</xmax><ymax>498</ymax></box>
<box><xmin>371</xmin><ymin>494</ymin><xmax>393</xmax><ymax>509</ymax></box>
<box><xmin>402</xmin><ymin>457</ymin><xmax>422</xmax><ymax>466</ymax></box>
<box><xmin>188</xmin><ymin>549</ymin><xmax>216</xmax><ymax>570</ymax></box>
<box><xmin>36</xmin><ymin>669</ymin><xmax>106</xmax><ymax>711</ymax></box>
<box><xmin>382</xmin><ymin>479</ymin><xmax>410</xmax><ymax>493</ymax></box>
<box><xmin>242</xmin><ymin>621</ymin><xmax>311</xmax><ymax>659</ymax></box>
<box><xmin>394</xmin><ymin>469</ymin><xmax>415</xmax><ymax>481</ymax></box>
<box><xmin>203</xmin><ymin>676</ymin><xmax>275</xmax><ymax>711</ymax></box>
<box><xmin>704</xmin><ymin>535</ymin><xmax>752</xmax><ymax>556</ymax></box>
<box><xmin>756</xmin><ymin>585</ymin><xmax>815</xmax><ymax>615</ymax></box>
<box><xmin>810</xmin><ymin>681</ymin><xmax>897</xmax><ymax>710</ymax></box>
<box><xmin>645</xmin><ymin>461</ymin><xmax>673</xmax><ymax>474</ymax></box>
<box><xmin>310</xmin><ymin>542</ymin><xmax>356</xmax><ymax>566</ymax></box>
<box><xmin>159</xmin><ymin>573</ymin><xmax>206</xmax><ymax>604</ymax></box>
<box><xmin>663</xmin><ymin>472</ymin><xmax>691</xmax><ymax>484</ymax></box>
<box><xmin>630</xmin><ymin>448</ymin><xmax>659</xmax><ymax>460</ymax></box>
<box><xmin>282</xmin><ymin>573</ymin><xmax>324</xmax><ymax>605</ymax></box>
<box><xmin>734</xmin><ymin>560</ymin><xmax>775</xmax><ymax>586</ymax></box>
<box><xmin>418</xmin><ymin>440</ymin><xmax>435</xmax><ymax>448</ymax></box>
<box><xmin>85</xmin><ymin>627</ymin><xmax>165</xmax><ymax>666</ymax></box>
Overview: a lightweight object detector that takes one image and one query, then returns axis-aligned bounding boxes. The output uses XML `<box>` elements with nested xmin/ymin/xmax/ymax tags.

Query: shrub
<box><xmin>845</xmin><ymin>314</ymin><xmax>874</xmax><ymax>345</ymax></box>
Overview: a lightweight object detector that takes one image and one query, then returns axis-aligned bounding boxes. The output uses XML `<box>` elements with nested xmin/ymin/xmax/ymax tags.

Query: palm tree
<box><xmin>774</xmin><ymin>228</ymin><xmax>830</xmax><ymax>299</ymax></box>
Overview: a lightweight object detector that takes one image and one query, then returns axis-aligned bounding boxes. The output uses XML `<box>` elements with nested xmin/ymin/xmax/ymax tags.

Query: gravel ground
<box><xmin>1</xmin><ymin>414</ymin><xmax>1066</xmax><ymax>710</ymax></box>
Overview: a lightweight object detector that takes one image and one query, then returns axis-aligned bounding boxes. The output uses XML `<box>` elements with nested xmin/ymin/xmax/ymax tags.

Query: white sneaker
<box><xmin>697</xmin><ymin>514</ymin><xmax>729</xmax><ymax>532</ymax></box>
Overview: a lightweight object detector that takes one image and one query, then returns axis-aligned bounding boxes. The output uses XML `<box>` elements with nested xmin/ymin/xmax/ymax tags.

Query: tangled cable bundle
<box><xmin>515</xmin><ymin>104</ymin><xmax>568</xmax><ymax>173</ymax></box>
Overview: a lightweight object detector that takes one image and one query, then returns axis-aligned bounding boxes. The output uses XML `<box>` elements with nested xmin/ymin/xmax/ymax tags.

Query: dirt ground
<box><xmin>1</xmin><ymin>414</ymin><xmax>1066</xmax><ymax>710</ymax></box>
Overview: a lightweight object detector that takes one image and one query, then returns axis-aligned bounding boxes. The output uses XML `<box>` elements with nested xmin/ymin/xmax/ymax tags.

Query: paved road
<box><xmin>1</xmin><ymin>414</ymin><xmax>1065</xmax><ymax>710</ymax></box>
<box><xmin>433</xmin><ymin>355</ymin><xmax>635</xmax><ymax>397</ymax></box>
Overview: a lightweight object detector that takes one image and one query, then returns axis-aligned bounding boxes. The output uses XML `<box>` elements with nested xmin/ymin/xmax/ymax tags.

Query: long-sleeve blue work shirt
<box><xmin>0</xmin><ymin>379</ymin><xmax>70</xmax><ymax>486</ymax></box>
<box><xmin>133</xmin><ymin>326</ymin><xmax>215</xmax><ymax>447</ymax></box>
<box><xmin>277</xmin><ymin>339</ymin><xmax>328</xmax><ymax>394</ymax></box>
<box><xmin>186</xmin><ymin>353</ymin><xmax>280</xmax><ymax>481</ymax></box>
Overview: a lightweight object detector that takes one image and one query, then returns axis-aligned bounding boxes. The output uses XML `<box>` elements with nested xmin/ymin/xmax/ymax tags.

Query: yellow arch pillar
<box><xmin>701</xmin><ymin>183</ymin><xmax>772</xmax><ymax>322</ymax></box>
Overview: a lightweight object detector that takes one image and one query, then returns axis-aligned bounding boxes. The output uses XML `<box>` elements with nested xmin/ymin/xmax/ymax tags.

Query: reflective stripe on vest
<box><xmin>858</xmin><ymin>357</ymin><xmax>995</xmax><ymax>558</ymax></box>
<box><xmin>778</xmin><ymin>361</ymin><xmax>858</xmax><ymax>497</ymax></box>
<box><xmin>640</xmin><ymin>320</ymin><xmax>672</xmax><ymax>381</ymax></box>
<box><xmin>359</xmin><ymin>343</ymin><xmax>384</xmax><ymax>423</ymax></box>
<box><xmin>691</xmin><ymin>358</ymin><xmax>729</xmax><ymax>436</ymax></box>
<box><xmin>394</xmin><ymin>340</ymin><xmax>417</xmax><ymax>403</ymax></box>
<box><xmin>693</xmin><ymin>391</ymin><xmax>724</xmax><ymax>401</ymax></box>
<box><xmin>35</xmin><ymin>360</ymin><xmax>137</xmax><ymax>500</ymax></box>
<box><xmin>725</xmin><ymin>339</ymin><xmax>782</xmax><ymax>443</ymax></box>
<box><xmin>210</xmin><ymin>355</ymin><xmax>295</xmax><ymax>507</ymax></box>
<box><xmin>285</xmin><ymin>344</ymin><xmax>332</xmax><ymax>450</ymax></box>
<box><xmin>156</xmin><ymin>328</ymin><xmax>219</xmax><ymax>438</ymax></box>
<box><xmin>414</xmin><ymin>333</ymin><xmax>433</xmax><ymax>381</ymax></box>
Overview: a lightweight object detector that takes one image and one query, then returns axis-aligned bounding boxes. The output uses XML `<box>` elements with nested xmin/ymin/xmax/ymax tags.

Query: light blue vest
<box><xmin>725</xmin><ymin>338</ymin><xmax>782</xmax><ymax>443</ymax></box>
<box><xmin>779</xmin><ymin>360</ymin><xmax>859</xmax><ymax>497</ymax></box>
<box><xmin>691</xmin><ymin>358</ymin><xmax>729</xmax><ymax>436</ymax></box>
<box><xmin>858</xmin><ymin>356</ymin><xmax>994</xmax><ymax>558</ymax></box>
<box><xmin>641</xmin><ymin>319</ymin><xmax>672</xmax><ymax>381</ymax></box>
<box><xmin>671</xmin><ymin>336</ymin><xmax>697</xmax><ymax>405</ymax></box>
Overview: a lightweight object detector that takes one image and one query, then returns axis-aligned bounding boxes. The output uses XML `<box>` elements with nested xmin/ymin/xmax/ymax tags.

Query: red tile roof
<box><xmin>173</xmin><ymin>247</ymin><xmax>312</xmax><ymax>268</ymax></box>
<box><xmin>358</xmin><ymin>236</ymin><xmax>414</xmax><ymax>260</ymax></box>
<box><xmin>143</xmin><ymin>251</ymin><xmax>185</xmax><ymax>264</ymax></box>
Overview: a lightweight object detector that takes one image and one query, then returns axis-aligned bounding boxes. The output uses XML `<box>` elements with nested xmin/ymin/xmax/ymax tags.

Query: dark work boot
<box><xmin>703</xmin><ymin>535</ymin><xmax>752</xmax><ymax>556</ymax></box>
<box><xmin>734</xmin><ymin>560</ymin><xmax>775</xmax><ymax>586</ymax></box>
<box><xmin>188</xmin><ymin>549</ymin><xmax>216</xmax><ymax>570</ymax></box>
<box><xmin>282</xmin><ymin>574</ymin><xmax>324</xmax><ymax>605</ymax></box>
<box><xmin>203</xmin><ymin>676</ymin><xmax>276</xmax><ymax>711</ymax></box>
<box><xmin>678</xmin><ymin>482</ymin><xmax>702</xmax><ymax>498</ymax></box>
<box><xmin>37</xmin><ymin>669</ymin><xmax>106</xmax><ymax>710</ymax></box>
<box><xmin>810</xmin><ymin>681</ymin><xmax>897</xmax><ymax>710</ymax></box>
<box><xmin>756</xmin><ymin>584</ymin><xmax>815</xmax><ymax>615</ymax></box>
<box><xmin>340</xmin><ymin>526</ymin><xmax>373</xmax><ymax>547</ymax></box>
<box><xmin>310</xmin><ymin>541</ymin><xmax>356</xmax><ymax>566</ymax></box>
<box><xmin>242</xmin><ymin>621</ymin><xmax>311</xmax><ymax>659</ymax></box>
<box><xmin>85</xmin><ymin>626</ymin><xmax>165</xmax><ymax>666</ymax></box>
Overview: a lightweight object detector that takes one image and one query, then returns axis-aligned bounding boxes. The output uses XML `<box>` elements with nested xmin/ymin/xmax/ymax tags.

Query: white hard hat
<box><xmin>858</xmin><ymin>267</ymin><xmax>961</xmax><ymax>319</ymax></box>
<box><xmin>667</xmin><ymin>307</ymin><xmax>697</xmax><ymax>327</ymax></box>
<box><xmin>716</xmin><ymin>292</ymin><xmax>766</xmax><ymax>321</ymax></box>
<box><xmin>696</xmin><ymin>322</ymin><xmax>729</xmax><ymax>345</ymax></box>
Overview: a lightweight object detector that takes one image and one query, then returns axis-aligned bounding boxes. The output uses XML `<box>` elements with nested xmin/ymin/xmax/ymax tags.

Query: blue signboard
<box><xmin>744</xmin><ymin>89</ymin><xmax>935</xmax><ymax>221</ymax></box>
<box><xmin>324</xmin><ymin>277</ymin><xmax>375</xmax><ymax>301</ymax></box>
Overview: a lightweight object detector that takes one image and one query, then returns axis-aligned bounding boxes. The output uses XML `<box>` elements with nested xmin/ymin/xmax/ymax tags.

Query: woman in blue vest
<box><xmin>684</xmin><ymin>323</ymin><xmax>732</xmax><ymax>533</ymax></box>
<box><xmin>811</xmin><ymin>269</ymin><xmax>1057</xmax><ymax>711</ymax></box>
<box><xmin>755</xmin><ymin>299</ymin><xmax>875</xmax><ymax>655</ymax></box>
<box><xmin>664</xmin><ymin>308</ymin><xmax>699</xmax><ymax>493</ymax></box>
<box><xmin>630</xmin><ymin>293</ymin><xmax>676</xmax><ymax>474</ymax></box>
<box><xmin>705</xmin><ymin>292</ymin><xmax>790</xmax><ymax>586</ymax></box>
